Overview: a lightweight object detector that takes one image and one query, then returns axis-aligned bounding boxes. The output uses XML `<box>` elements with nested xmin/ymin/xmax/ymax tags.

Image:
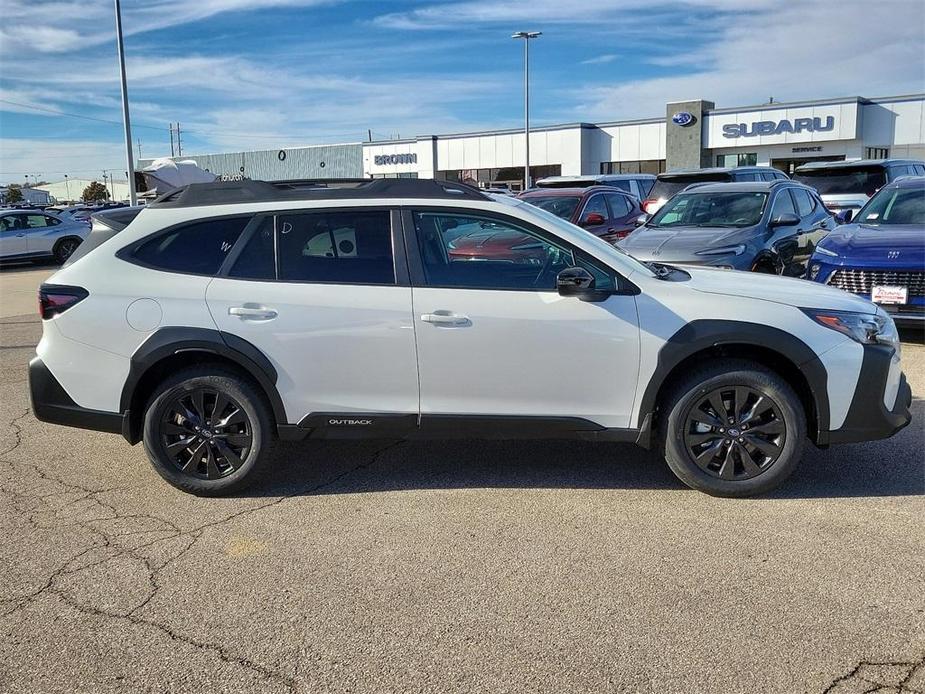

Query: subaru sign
<box><xmin>723</xmin><ymin>115</ymin><xmax>835</xmax><ymax>138</ymax></box>
<box><xmin>672</xmin><ymin>111</ymin><xmax>695</xmax><ymax>126</ymax></box>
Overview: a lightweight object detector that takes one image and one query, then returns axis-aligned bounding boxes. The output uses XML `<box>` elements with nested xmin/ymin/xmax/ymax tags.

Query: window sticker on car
<box><xmin>872</xmin><ymin>286</ymin><xmax>908</xmax><ymax>305</ymax></box>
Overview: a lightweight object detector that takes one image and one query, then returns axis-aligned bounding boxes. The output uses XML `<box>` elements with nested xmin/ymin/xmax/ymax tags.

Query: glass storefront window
<box><xmin>600</xmin><ymin>160</ymin><xmax>666</xmax><ymax>175</ymax></box>
<box><xmin>715</xmin><ymin>153</ymin><xmax>758</xmax><ymax>167</ymax></box>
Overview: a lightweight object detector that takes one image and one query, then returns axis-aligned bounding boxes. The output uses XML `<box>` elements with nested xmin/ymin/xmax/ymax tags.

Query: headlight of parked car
<box><xmin>801</xmin><ymin>307</ymin><xmax>901</xmax><ymax>355</ymax></box>
<box><xmin>694</xmin><ymin>244</ymin><xmax>746</xmax><ymax>257</ymax></box>
<box><xmin>813</xmin><ymin>245</ymin><xmax>839</xmax><ymax>257</ymax></box>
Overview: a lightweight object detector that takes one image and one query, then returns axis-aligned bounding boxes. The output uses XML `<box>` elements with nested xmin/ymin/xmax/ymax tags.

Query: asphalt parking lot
<box><xmin>0</xmin><ymin>266</ymin><xmax>923</xmax><ymax>694</ymax></box>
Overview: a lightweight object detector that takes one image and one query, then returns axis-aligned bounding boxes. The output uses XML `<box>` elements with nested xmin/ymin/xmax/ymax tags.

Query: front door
<box><xmin>206</xmin><ymin>209</ymin><xmax>419</xmax><ymax>428</ymax></box>
<box><xmin>0</xmin><ymin>214</ymin><xmax>29</xmax><ymax>258</ymax></box>
<box><xmin>405</xmin><ymin>208</ymin><xmax>640</xmax><ymax>431</ymax></box>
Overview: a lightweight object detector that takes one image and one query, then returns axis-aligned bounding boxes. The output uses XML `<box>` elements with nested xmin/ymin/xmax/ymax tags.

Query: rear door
<box><xmin>405</xmin><ymin>207</ymin><xmax>640</xmax><ymax>430</ymax></box>
<box><xmin>790</xmin><ymin>188</ymin><xmax>830</xmax><ymax>274</ymax></box>
<box><xmin>206</xmin><ymin>208</ymin><xmax>419</xmax><ymax>428</ymax></box>
<box><xmin>604</xmin><ymin>192</ymin><xmax>636</xmax><ymax>241</ymax></box>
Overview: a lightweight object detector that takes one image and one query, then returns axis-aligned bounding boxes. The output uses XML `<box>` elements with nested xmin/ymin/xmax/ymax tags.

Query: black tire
<box><xmin>53</xmin><ymin>237</ymin><xmax>81</xmax><ymax>264</ymax></box>
<box><xmin>142</xmin><ymin>366</ymin><xmax>273</xmax><ymax>496</ymax></box>
<box><xmin>659</xmin><ymin>359</ymin><xmax>806</xmax><ymax>497</ymax></box>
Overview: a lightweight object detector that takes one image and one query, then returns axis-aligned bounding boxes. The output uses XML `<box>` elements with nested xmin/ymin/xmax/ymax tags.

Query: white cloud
<box><xmin>581</xmin><ymin>54</ymin><xmax>618</xmax><ymax>65</ymax></box>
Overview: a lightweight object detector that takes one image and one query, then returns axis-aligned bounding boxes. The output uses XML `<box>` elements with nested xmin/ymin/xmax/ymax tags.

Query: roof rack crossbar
<box><xmin>148</xmin><ymin>177</ymin><xmax>491</xmax><ymax>208</ymax></box>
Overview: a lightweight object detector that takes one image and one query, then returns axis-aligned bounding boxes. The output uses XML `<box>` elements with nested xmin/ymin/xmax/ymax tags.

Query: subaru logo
<box><xmin>888</xmin><ymin>250</ymin><xmax>901</xmax><ymax>259</ymax></box>
<box><xmin>672</xmin><ymin>111</ymin><xmax>695</xmax><ymax>127</ymax></box>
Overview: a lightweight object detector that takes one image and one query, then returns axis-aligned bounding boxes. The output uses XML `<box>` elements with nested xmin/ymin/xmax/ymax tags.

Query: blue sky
<box><xmin>1</xmin><ymin>0</ymin><xmax>923</xmax><ymax>183</ymax></box>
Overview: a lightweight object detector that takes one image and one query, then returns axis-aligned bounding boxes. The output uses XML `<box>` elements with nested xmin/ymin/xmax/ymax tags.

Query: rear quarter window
<box><xmin>127</xmin><ymin>217</ymin><xmax>249</xmax><ymax>275</ymax></box>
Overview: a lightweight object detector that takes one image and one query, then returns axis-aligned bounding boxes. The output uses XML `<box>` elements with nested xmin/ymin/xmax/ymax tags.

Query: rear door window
<box><xmin>276</xmin><ymin>210</ymin><xmax>394</xmax><ymax>284</ymax></box>
<box><xmin>790</xmin><ymin>189</ymin><xmax>815</xmax><ymax>217</ymax></box>
<box><xmin>129</xmin><ymin>217</ymin><xmax>249</xmax><ymax>275</ymax></box>
<box><xmin>606</xmin><ymin>193</ymin><xmax>632</xmax><ymax>218</ymax></box>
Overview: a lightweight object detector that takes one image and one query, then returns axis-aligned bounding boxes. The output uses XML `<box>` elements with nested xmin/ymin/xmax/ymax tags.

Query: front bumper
<box><xmin>821</xmin><ymin>344</ymin><xmax>912</xmax><ymax>445</ymax></box>
<box><xmin>29</xmin><ymin>357</ymin><xmax>127</xmax><ymax>437</ymax></box>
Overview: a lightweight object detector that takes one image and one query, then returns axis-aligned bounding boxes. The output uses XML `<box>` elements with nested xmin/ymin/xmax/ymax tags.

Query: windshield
<box><xmin>648</xmin><ymin>191</ymin><xmax>768</xmax><ymax>228</ymax></box>
<box><xmin>521</xmin><ymin>195</ymin><xmax>581</xmax><ymax>220</ymax></box>
<box><xmin>854</xmin><ymin>186</ymin><xmax>925</xmax><ymax>225</ymax></box>
<box><xmin>793</xmin><ymin>167</ymin><xmax>886</xmax><ymax>196</ymax></box>
<box><xmin>648</xmin><ymin>173</ymin><xmax>731</xmax><ymax>200</ymax></box>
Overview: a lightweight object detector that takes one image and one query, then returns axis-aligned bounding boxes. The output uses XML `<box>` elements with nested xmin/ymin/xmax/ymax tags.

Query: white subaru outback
<box><xmin>29</xmin><ymin>179</ymin><xmax>911</xmax><ymax>497</ymax></box>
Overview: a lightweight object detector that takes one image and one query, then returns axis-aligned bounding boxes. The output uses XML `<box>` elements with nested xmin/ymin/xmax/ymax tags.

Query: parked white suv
<box><xmin>29</xmin><ymin>179</ymin><xmax>911</xmax><ymax>497</ymax></box>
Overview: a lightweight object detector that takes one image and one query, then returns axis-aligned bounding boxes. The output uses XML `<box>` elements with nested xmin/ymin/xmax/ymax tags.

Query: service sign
<box><xmin>871</xmin><ymin>285</ymin><xmax>908</xmax><ymax>305</ymax></box>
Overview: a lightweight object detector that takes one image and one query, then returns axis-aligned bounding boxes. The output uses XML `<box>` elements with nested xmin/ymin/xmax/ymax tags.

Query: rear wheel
<box><xmin>660</xmin><ymin>360</ymin><xmax>806</xmax><ymax>497</ymax></box>
<box><xmin>142</xmin><ymin>367</ymin><xmax>273</xmax><ymax>496</ymax></box>
<box><xmin>53</xmin><ymin>237</ymin><xmax>81</xmax><ymax>264</ymax></box>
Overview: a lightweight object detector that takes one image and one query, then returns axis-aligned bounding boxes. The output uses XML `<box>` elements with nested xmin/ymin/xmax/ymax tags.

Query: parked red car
<box><xmin>446</xmin><ymin>186</ymin><xmax>643</xmax><ymax>264</ymax></box>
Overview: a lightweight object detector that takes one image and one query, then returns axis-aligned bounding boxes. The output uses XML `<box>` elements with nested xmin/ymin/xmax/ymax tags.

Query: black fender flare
<box><xmin>637</xmin><ymin>320</ymin><xmax>830</xmax><ymax>441</ymax></box>
<box><xmin>120</xmin><ymin>327</ymin><xmax>287</xmax><ymax>442</ymax></box>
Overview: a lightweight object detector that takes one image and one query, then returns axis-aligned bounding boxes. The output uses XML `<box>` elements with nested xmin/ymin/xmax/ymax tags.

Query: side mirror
<box><xmin>836</xmin><ymin>209</ymin><xmax>854</xmax><ymax>224</ymax></box>
<box><xmin>556</xmin><ymin>267</ymin><xmax>608</xmax><ymax>302</ymax></box>
<box><xmin>769</xmin><ymin>212</ymin><xmax>800</xmax><ymax>228</ymax></box>
<box><xmin>634</xmin><ymin>213</ymin><xmax>648</xmax><ymax>227</ymax></box>
<box><xmin>580</xmin><ymin>212</ymin><xmax>605</xmax><ymax>227</ymax></box>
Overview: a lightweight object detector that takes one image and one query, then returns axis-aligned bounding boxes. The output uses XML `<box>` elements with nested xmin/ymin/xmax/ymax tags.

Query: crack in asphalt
<box><xmin>823</xmin><ymin>654</ymin><xmax>925</xmax><ymax>693</ymax></box>
<box><xmin>0</xmin><ymin>406</ymin><xmax>402</xmax><ymax>692</ymax></box>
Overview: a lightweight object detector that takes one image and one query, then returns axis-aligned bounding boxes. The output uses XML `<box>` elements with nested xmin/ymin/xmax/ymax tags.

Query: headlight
<box><xmin>801</xmin><ymin>307</ymin><xmax>900</xmax><ymax>353</ymax></box>
<box><xmin>695</xmin><ymin>244</ymin><xmax>746</xmax><ymax>257</ymax></box>
<box><xmin>814</xmin><ymin>245</ymin><xmax>839</xmax><ymax>257</ymax></box>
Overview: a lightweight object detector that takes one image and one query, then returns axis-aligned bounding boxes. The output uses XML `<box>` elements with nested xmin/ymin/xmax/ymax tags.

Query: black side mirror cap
<box><xmin>836</xmin><ymin>209</ymin><xmax>854</xmax><ymax>224</ymax></box>
<box><xmin>556</xmin><ymin>267</ymin><xmax>609</xmax><ymax>302</ymax></box>
<box><xmin>769</xmin><ymin>212</ymin><xmax>800</xmax><ymax>228</ymax></box>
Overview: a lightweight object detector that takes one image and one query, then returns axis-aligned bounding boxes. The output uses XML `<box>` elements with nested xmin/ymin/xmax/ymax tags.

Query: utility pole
<box><xmin>137</xmin><ymin>138</ymin><xmax>142</xmax><ymax>160</ymax></box>
<box><xmin>64</xmin><ymin>174</ymin><xmax>71</xmax><ymax>202</ymax></box>
<box><xmin>176</xmin><ymin>122</ymin><xmax>182</xmax><ymax>156</ymax></box>
<box><xmin>169</xmin><ymin>124</ymin><xmax>175</xmax><ymax>157</ymax></box>
<box><xmin>114</xmin><ymin>0</ymin><xmax>137</xmax><ymax>204</ymax></box>
<box><xmin>511</xmin><ymin>31</ymin><xmax>542</xmax><ymax>191</ymax></box>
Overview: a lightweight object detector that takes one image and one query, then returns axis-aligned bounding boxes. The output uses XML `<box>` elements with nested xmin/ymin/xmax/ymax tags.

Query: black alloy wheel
<box><xmin>158</xmin><ymin>388</ymin><xmax>253</xmax><ymax>480</ymax></box>
<box><xmin>54</xmin><ymin>238</ymin><xmax>80</xmax><ymax>263</ymax></box>
<box><xmin>683</xmin><ymin>385</ymin><xmax>786</xmax><ymax>481</ymax></box>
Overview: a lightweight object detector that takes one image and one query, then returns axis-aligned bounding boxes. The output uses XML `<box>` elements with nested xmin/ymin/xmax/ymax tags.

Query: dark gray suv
<box><xmin>619</xmin><ymin>180</ymin><xmax>836</xmax><ymax>277</ymax></box>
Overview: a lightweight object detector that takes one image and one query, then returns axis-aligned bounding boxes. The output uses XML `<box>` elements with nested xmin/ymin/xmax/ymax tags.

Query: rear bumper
<box><xmin>29</xmin><ymin>357</ymin><xmax>127</xmax><ymax>437</ymax></box>
<box><xmin>820</xmin><ymin>344</ymin><xmax>912</xmax><ymax>445</ymax></box>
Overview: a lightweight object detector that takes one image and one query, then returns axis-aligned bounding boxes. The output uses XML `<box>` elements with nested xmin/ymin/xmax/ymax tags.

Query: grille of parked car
<box><xmin>828</xmin><ymin>269</ymin><xmax>925</xmax><ymax>296</ymax></box>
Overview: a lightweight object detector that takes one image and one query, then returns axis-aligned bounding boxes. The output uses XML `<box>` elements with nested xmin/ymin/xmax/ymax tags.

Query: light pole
<box><xmin>64</xmin><ymin>174</ymin><xmax>71</xmax><ymax>203</ymax></box>
<box><xmin>114</xmin><ymin>0</ymin><xmax>137</xmax><ymax>205</ymax></box>
<box><xmin>511</xmin><ymin>31</ymin><xmax>541</xmax><ymax>191</ymax></box>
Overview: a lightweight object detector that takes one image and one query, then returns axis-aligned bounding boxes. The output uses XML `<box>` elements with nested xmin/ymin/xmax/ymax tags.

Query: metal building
<box><xmin>138</xmin><ymin>142</ymin><xmax>363</xmax><ymax>182</ymax></box>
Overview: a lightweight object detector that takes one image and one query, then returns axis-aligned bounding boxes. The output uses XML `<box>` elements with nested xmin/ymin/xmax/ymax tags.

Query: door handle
<box><xmin>421</xmin><ymin>310</ymin><xmax>470</xmax><ymax>326</ymax></box>
<box><xmin>229</xmin><ymin>305</ymin><xmax>278</xmax><ymax>320</ymax></box>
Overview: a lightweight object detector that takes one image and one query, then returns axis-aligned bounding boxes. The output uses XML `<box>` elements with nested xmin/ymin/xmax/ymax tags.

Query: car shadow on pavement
<box><xmin>247</xmin><ymin>398</ymin><xmax>923</xmax><ymax>500</ymax></box>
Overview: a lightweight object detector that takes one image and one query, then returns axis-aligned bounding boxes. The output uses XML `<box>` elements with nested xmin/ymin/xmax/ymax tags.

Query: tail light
<box><xmin>39</xmin><ymin>284</ymin><xmax>88</xmax><ymax>319</ymax></box>
<box><xmin>642</xmin><ymin>199</ymin><xmax>659</xmax><ymax>214</ymax></box>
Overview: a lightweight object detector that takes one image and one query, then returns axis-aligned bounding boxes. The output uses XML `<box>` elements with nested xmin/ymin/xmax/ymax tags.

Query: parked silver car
<box><xmin>0</xmin><ymin>210</ymin><xmax>90</xmax><ymax>264</ymax></box>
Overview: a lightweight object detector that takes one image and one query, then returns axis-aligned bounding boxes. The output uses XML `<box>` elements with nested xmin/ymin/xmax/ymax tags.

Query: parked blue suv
<box><xmin>807</xmin><ymin>176</ymin><xmax>924</xmax><ymax>326</ymax></box>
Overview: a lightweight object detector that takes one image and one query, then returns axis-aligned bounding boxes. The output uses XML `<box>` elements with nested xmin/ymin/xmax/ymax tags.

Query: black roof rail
<box><xmin>148</xmin><ymin>178</ymin><xmax>491</xmax><ymax>208</ymax></box>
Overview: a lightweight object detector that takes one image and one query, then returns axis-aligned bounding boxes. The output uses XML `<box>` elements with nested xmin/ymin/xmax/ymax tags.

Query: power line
<box><xmin>0</xmin><ymin>98</ymin><xmax>167</xmax><ymax>132</ymax></box>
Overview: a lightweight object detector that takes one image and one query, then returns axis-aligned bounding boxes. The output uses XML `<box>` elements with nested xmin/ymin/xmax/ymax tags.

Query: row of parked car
<box><xmin>0</xmin><ymin>202</ymin><xmax>131</xmax><ymax>264</ymax></box>
<box><xmin>506</xmin><ymin>159</ymin><xmax>923</xmax><ymax>326</ymax></box>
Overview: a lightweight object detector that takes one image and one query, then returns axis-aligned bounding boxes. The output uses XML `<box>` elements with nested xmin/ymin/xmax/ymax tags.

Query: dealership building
<box><xmin>140</xmin><ymin>93</ymin><xmax>925</xmax><ymax>190</ymax></box>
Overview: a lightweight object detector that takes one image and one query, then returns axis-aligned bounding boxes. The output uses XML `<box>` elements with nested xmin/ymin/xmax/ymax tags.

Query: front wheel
<box><xmin>142</xmin><ymin>367</ymin><xmax>273</xmax><ymax>496</ymax></box>
<box><xmin>660</xmin><ymin>360</ymin><xmax>806</xmax><ymax>497</ymax></box>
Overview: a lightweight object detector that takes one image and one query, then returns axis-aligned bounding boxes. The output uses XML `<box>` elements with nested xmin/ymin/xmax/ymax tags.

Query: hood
<box><xmin>817</xmin><ymin>223</ymin><xmax>925</xmax><ymax>264</ymax></box>
<box><xmin>682</xmin><ymin>265</ymin><xmax>878</xmax><ymax>314</ymax></box>
<box><xmin>620</xmin><ymin>225</ymin><xmax>753</xmax><ymax>260</ymax></box>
